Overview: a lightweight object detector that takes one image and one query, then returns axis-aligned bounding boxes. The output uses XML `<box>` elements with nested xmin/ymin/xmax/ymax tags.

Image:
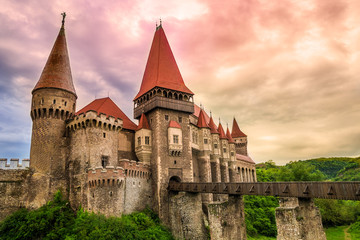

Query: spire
<box><xmin>208</xmin><ymin>116</ymin><xmax>219</xmax><ymax>134</ymax></box>
<box><xmin>197</xmin><ymin>109</ymin><xmax>210</xmax><ymax>128</ymax></box>
<box><xmin>218</xmin><ymin>122</ymin><xmax>227</xmax><ymax>139</ymax></box>
<box><xmin>134</xmin><ymin>25</ymin><xmax>193</xmax><ymax>100</ymax></box>
<box><xmin>136</xmin><ymin>113</ymin><xmax>151</xmax><ymax>131</ymax></box>
<box><xmin>231</xmin><ymin>118</ymin><xmax>247</xmax><ymax>138</ymax></box>
<box><xmin>226</xmin><ymin>127</ymin><xmax>235</xmax><ymax>143</ymax></box>
<box><xmin>32</xmin><ymin>13</ymin><xmax>76</xmax><ymax>96</ymax></box>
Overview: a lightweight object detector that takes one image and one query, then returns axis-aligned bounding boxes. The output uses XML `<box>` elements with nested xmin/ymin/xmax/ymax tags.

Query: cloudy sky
<box><xmin>0</xmin><ymin>0</ymin><xmax>359</xmax><ymax>165</ymax></box>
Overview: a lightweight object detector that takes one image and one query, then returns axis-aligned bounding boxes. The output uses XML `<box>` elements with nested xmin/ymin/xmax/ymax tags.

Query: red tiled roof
<box><xmin>136</xmin><ymin>113</ymin><xmax>151</xmax><ymax>131</ymax></box>
<box><xmin>168</xmin><ymin>120</ymin><xmax>181</xmax><ymax>129</ymax></box>
<box><xmin>134</xmin><ymin>25</ymin><xmax>193</xmax><ymax>100</ymax></box>
<box><xmin>208</xmin><ymin>116</ymin><xmax>219</xmax><ymax>134</ymax></box>
<box><xmin>197</xmin><ymin>109</ymin><xmax>210</xmax><ymax>128</ymax></box>
<box><xmin>218</xmin><ymin>123</ymin><xmax>227</xmax><ymax>139</ymax></box>
<box><xmin>32</xmin><ymin>25</ymin><xmax>76</xmax><ymax>96</ymax></box>
<box><xmin>226</xmin><ymin>128</ymin><xmax>235</xmax><ymax>143</ymax></box>
<box><xmin>193</xmin><ymin>104</ymin><xmax>210</xmax><ymax>124</ymax></box>
<box><xmin>231</xmin><ymin>118</ymin><xmax>247</xmax><ymax>138</ymax></box>
<box><xmin>236</xmin><ymin>154</ymin><xmax>255</xmax><ymax>164</ymax></box>
<box><xmin>76</xmin><ymin>97</ymin><xmax>137</xmax><ymax>130</ymax></box>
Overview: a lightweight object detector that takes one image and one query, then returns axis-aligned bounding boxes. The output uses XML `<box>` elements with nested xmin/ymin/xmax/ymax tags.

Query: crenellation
<box><xmin>0</xmin><ymin>159</ymin><xmax>30</xmax><ymax>169</ymax></box>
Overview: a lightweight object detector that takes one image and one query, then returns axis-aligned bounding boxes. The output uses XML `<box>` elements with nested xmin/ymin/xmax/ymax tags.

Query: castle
<box><xmin>0</xmin><ymin>16</ymin><xmax>256</xmax><ymax>238</ymax></box>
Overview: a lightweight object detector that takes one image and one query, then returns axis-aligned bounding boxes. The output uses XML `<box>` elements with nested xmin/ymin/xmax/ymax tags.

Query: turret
<box><xmin>231</xmin><ymin>118</ymin><xmax>248</xmax><ymax>156</ymax></box>
<box><xmin>218</xmin><ymin>121</ymin><xmax>230</xmax><ymax>183</ymax></box>
<box><xmin>29</xmin><ymin>13</ymin><xmax>77</xmax><ymax>204</ymax></box>
<box><xmin>135</xmin><ymin>113</ymin><xmax>152</xmax><ymax>163</ymax></box>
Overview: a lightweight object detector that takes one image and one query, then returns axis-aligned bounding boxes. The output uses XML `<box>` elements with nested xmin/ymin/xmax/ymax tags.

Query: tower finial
<box><xmin>61</xmin><ymin>12</ymin><xmax>66</xmax><ymax>28</ymax></box>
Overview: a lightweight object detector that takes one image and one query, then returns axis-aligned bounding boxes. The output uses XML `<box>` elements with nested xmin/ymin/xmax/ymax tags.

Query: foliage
<box><xmin>246</xmin><ymin>157</ymin><xmax>360</xmax><ymax>238</ymax></box>
<box><xmin>244</xmin><ymin>195</ymin><xmax>278</xmax><ymax>237</ymax></box>
<box><xmin>0</xmin><ymin>191</ymin><xmax>174</xmax><ymax>240</ymax></box>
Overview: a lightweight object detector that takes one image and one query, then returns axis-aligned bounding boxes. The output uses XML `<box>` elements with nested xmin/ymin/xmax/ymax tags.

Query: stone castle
<box><xmin>0</xmin><ymin>16</ymin><xmax>257</xmax><ymax>239</ymax></box>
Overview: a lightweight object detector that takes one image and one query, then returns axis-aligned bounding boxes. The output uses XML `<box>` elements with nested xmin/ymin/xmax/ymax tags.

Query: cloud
<box><xmin>0</xmin><ymin>0</ymin><xmax>358</xmax><ymax>163</ymax></box>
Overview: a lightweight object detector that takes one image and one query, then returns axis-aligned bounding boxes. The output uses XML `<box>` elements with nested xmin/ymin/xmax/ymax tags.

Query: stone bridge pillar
<box><xmin>276</xmin><ymin>197</ymin><xmax>326</xmax><ymax>240</ymax></box>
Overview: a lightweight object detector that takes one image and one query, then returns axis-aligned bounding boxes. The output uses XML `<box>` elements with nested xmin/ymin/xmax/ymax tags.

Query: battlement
<box><xmin>67</xmin><ymin>110</ymin><xmax>123</xmax><ymax>132</ymax></box>
<box><xmin>0</xmin><ymin>159</ymin><xmax>30</xmax><ymax>169</ymax></box>
<box><xmin>88</xmin><ymin>166</ymin><xmax>125</xmax><ymax>188</ymax></box>
<box><xmin>118</xmin><ymin>159</ymin><xmax>151</xmax><ymax>179</ymax></box>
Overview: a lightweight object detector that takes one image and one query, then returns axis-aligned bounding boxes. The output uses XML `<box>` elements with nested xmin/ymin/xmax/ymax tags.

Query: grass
<box><xmin>325</xmin><ymin>225</ymin><xmax>357</xmax><ymax>240</ymax></box>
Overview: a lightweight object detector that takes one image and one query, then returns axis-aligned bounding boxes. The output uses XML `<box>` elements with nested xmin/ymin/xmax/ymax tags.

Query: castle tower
<box><xmin>226</xmin><ymin>127</ymin><xmax>238</xmax><ymax>182</ymax></box>
<box><xmin>231</xmin><ymin>118</ymin><xmax>248</xmax><ymax>156</ymax></box>
<box><xmin>196</xmin><ymin>109</ymin><xmax>212</xmax><ymax>203</ymax></box>
<box><xmin>218</xmin><ymin>122</ymin><xmax>230</xmax><ymax>183</ymax></box>
<box><xmin>135</xmin><ymin>113</ymin><xmax>152</xmax><ymax>163</ymax></box>
<box><xmin>208</xmin><ymin>115</ymin><xmax>221</xmax><ymax>201</ymax></box>
<box><xmin>133</xmin><ymin>23</ymin><xmax>194</xmax><ymax>223</ymax></box>
<box><xmin>29</xmin><ymin>14</ymin><xmax>77</xmax><ymax>205</ymax></box>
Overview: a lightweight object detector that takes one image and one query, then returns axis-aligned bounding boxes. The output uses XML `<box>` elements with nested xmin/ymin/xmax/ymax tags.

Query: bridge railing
<box><xmin>168</xmin><ymin>182</ymin><xmax>360</xmax><ymax>200</ymax></box>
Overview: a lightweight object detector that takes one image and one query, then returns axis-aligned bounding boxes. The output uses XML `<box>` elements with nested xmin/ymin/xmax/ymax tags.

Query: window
<box><xmin>145</xmin><ymin>136</ymin><xmax>150</xmax><ymax>145</ymax></box>
<box><xmin>214</xmin><ymin>143</ymin><xmax>218</xmax><ymax>149</ymax></box>
<box><xmin>101</xmin><ymin>156</ymin><xmax>109</xmax><ymax>168</ymax></box>
<box><xmin>231</xmin><ymin>152</ymin><xmax>234</xmax><ymax>156</ymax></box>
<box><xmin>138</xmin><ymin>137</ymin><xmax>141</xmax><ymax>146</ymax></box>
<box><xmin>173</xmin><ymin>135</ymin><xmax>179</xmax><ymax>144</ymax></box>
<box><xmin>204</xmin><ymin>139</ymin><xmax>208</xmax><ymax>144</ymax></box>
<box><xmin>165</xmin><ymin>115</ymin><xmax>169</xmax><ymax>121</ymax></box>
<box><xmin>41</xmin><ymin>98</ymin><xmax>44</xmax><ymax>105</ymax></box>
<box><xmin>223</xmin><ymin>148</ymin><xmax>227</xmax><ymax>153</ymax></box>
<box><xmin>103</xmin><ymin>133</ymin><xmax>106</xmax><ymax>138</ymax></box>
<box><xmin>178</xmin><ymin>117</ymin><xmax>182</xmax><ymax>123</ymax></box>
<box><xmin>64</xmin><ymin>101</ymin><xmax>67</xmax><ymax>106</ymax></box>
<box><xmin>53</xmin><ymin>99</ymin><xmax>56</xmax><ymax>104</ymax></box>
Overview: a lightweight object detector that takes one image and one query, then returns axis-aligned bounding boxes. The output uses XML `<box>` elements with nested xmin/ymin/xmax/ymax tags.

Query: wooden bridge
<box><xmin>168</xmin><ymin>181</ymin><xmax>360</xmax><ymax>200</ymax></box>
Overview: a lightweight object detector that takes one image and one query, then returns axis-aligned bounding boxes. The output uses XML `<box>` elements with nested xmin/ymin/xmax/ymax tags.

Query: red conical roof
<box><xmin>76</xmin><ymin>97</ymin><xmax>137</xmax><ymax>130</ymax></box>
<box><xmin>168</xmin><ymin>120</ymin><xmax>181</xmax><ymax>128</ymax></box>
<box><xmin>136</xmin><ymin>113</ymin><xmax>151</xmax><ymax>131</ymax></box>
<box><xmin>226</xmin><ymin>128</ymin><xmax>235</xmax><ymax>143</ymax></box>
<box><xmin>197</xmin><ymin>109</ymin><xmax>210</xmax><ymax>128</ymax></box>
<box><xmin>231</xmin><ymin>118</ymin><xmax>247</xmax><ymax>138</ymax></box>
<box><xmin>218</xmin><ymin>122</ymin><xmax>227</xmax><ymax>139</ymax></box>
<box><xmin>134</xmin><ymin>25</ymin><xmax>193</xmax><ymax>100</ymax></box>
<box><xmin>208</xmin><ymin>116</ymin><xmax>219</xmax><ymax>134</ymax></box>
<box><xmin>32</xmin><ymin>23</ymin><xmax>76</xmax><ymax>96</ymax></box>
<box><xmin>193</xmin><ymin>104</ymin><xmax>210</xmax><ymax>123</ymax></box>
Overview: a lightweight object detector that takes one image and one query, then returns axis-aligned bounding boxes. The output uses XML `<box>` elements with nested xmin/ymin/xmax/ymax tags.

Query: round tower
<box><xmin>29</xmin><ymin>13</ymin><xmax>77</xmax><ymax>203</ymax></box>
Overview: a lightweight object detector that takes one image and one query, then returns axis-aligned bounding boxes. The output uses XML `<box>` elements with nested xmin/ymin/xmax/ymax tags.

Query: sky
<box><xmin>0</xmin><ymin>0</ymin><xmax>359</xmax><ymax>165</ymax></box>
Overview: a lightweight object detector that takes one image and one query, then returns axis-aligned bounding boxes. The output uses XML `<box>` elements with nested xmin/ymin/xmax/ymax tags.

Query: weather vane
<box><xmin>61</xmin><ymin>12</ymin><xmax>66</xmax><ymax>27</ymax></box>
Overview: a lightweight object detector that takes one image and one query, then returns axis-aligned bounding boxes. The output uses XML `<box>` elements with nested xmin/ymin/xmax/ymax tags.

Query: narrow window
<box><xmin>178</xmin><ymin>117</ymin><xmax>182</xmax><ymax>123</ymax></box>
<box><xmin>165</xmin><ymin>115</ymin><xmax>169</xmax><ymax>121</ymax></box>
<box><xmin>223</xmin><ymin>148</ymin><xmax>227</xmax><ymax>153</ymax></box>
<box><xmin>53</xmin><ymin>99</ymin><xmax>56</xmax><ymax>104</ymax></box>
<box><xmin>214</xmin><ymin>143</ymin><xmax>218</xmax><ymax>149</ymax></box>
<box><xmin>101</xmin><ymin>156</ymin><xmax>109</xmax><ymax>168</ymax></box>
<box><xmin>231</xmin><ymin>152</ymin><xmax>234</xmax><ymax>156</ymax></box>
<box><xmin>173</xmin><ymin>135</ymin><xmax>179</xmax><ymax>144</ymax></box>
<box><xmin>138</xmin><ymin>137</ymin><xmax>141</xmax><ymax>146</ymax></box>
<box><xmin>41</xmin><ymin>98</ymin><xmax>44</xmax><ymax>104</ymax></box>
<box><xmin>174</xmin><ymin>160</ymin><xmax>177</xmax><ymax>164</ymax></box>
<box><xmin>204</xmin><ymin>139</ymin><xmax>208</xmax><ymax>144</ymax></box>
<box><xmin>103</xmin><ymin>133</ymin><xmax>106</xmax><ymax>138</ymax></box>
<box><xmin>64</xmin><ymin>101</ymin><xmax>67</xmax><ymax>106</ymax></box>
<box><xmin>145</xmin><ymin>136</ymin><xmax>150</xmax><ymax>145</ymax></box>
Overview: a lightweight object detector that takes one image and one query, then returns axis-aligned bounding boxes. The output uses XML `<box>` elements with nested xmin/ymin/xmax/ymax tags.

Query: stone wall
<box><xmin>208</xmin><ymin>195</ymin><xmax>247</xmax><ymax>240</ymax></box>
<box><xmin>169</xmin><ymin>192</ymin><xmax>208</xmax><ymax>240</ymax></box>
<box><xmin>0</xmin><ymin>169</ymin><xmax>30</xmax><ymax>221</ymax></box>
<box><xmin>276</xmin><ymin>197</ymin><xmax>326</xmax><ymax>240</ymax></box>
